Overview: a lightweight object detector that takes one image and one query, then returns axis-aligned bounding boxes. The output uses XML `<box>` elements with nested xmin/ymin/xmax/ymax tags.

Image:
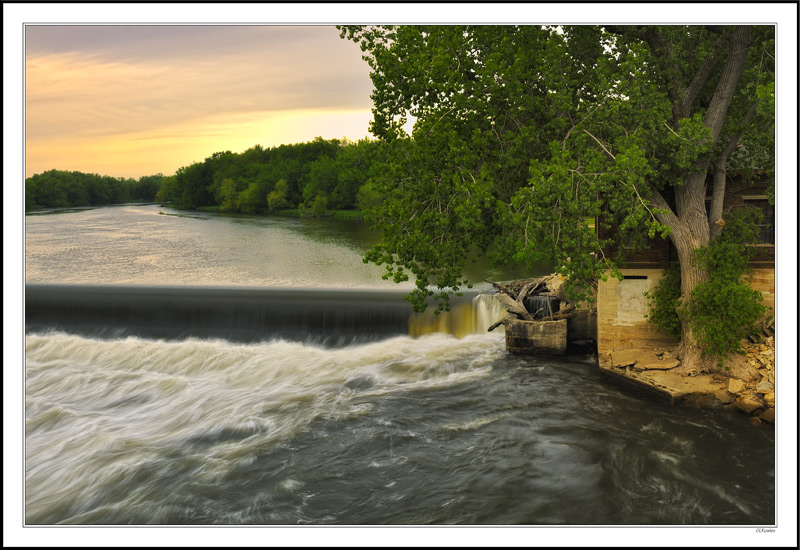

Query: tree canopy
<box><xmin>153</xmin><ymin>137</ymin><xmax>384</xmax><ymax>216</ymax></box>
<box><xmin>341</xmin><ymin>24</ymin><xmax>775</xmax><ymax>370</ymax></box>
<box><xmin>340</xmin><ymin>25</ymin><xmax>773</xmax><ymax>304</ymax></box>
<box><xmin>25</xmin><ymin>170</ymin><xmax>164</xmax><ymax>210</ymax></box>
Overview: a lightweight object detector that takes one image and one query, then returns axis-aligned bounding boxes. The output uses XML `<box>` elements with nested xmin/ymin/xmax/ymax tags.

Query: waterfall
<box><xmin>408</xmin><ymin>293</ymin><xmax>505</xmax><ymax>338</ymax></box>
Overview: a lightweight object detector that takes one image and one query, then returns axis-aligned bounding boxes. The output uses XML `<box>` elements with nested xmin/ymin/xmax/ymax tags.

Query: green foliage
<box><xmin>647</xmin><ymin>209</ymin><xmax>768</xmax><ymax>361</ymax></box>
<box><xmin>218</xmin><ymin>178</ymin><xmax>238</xmax><ymax>211</ymax></box>
<box><xmin>267</xmin><ymin>179</ymin><xmax>292</xmax><ymax>211</ymax></box>
<box><xmin>686</xmin><ymin>209</ymin><xmax>767</xmax><ymax>360</ymax></box>
<box><xmin>331</xmin><ymin>210</ymin><xmax>364</xmax><ymax>220</ymax></box>
<box><xmin>26</xmin><ymin>170</ymin><xmax>162</xmax><ymax>210</ymax></box>
<box><xmin>644</xmin><ymin>264</ymin><xmax>682</xmax><ymax>339</ymax></box>
<box><xmin>311</xmin><ymin>195</ymin><xmax>328</xmax><ymax>217</ymax></box>
<box><xmin>153</xmin><ymin>137</ymin><xmax>377</xmax><ymax>215</ymax></box>
<box><xmin>355</xmin><ymin>182</ymin><xmax>383</xmax><ymax>211</ymax></box>
<box><xmin>340</xmin><ymin>24</ymin><xmax>774</xmax><ymax>322</ymax></box>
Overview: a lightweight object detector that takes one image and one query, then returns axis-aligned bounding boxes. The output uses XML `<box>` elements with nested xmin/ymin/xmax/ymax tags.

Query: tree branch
<box><xmin>703</xmin><ymin>26</ymin><xmax>752</xmax><ymax>141</ymax></box>
<box><xmin>648</xmin><ymin>188</ymin><xmax>679</xmax><ymax>228</ymax></box>
<box><xmin>678</xmin><ymin>32</ymin><xmax>728</xmax><ymax>119</ymax></box>
<box><xmin>709</xmin><ymin>101</ymin><xmax>758</xmax><ymax>239</ymax></box>
<box><xmin>641</xmin><ymin>26</ymin><xmax>681</xmax><ymax>124</ymax></box>
<box><xmin>582</xmin><ymin>129</ymin><xmax>615</xmax><ymax>160</ymax></box>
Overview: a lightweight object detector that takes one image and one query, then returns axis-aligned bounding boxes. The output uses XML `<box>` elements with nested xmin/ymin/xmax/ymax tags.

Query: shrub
<box><xmin>644</xmin><ymin>264</ymin><xmax>682</xmax><ymax>339</ymax></box>
<box><xmin>646</xmin><ymin>208</ymin><xmax>768</xmax><ymax>361</ymax></box>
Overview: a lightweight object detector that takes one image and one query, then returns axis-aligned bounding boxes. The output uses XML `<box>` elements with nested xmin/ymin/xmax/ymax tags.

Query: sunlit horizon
<box><xmin>24</xmin><ymin>25</ymin><xmax>376</xmax><ymax>179</ymax></box>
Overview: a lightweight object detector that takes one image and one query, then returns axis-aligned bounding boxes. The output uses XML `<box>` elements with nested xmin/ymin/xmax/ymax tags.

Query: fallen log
<box><xmin>485</xmin><ymin>276</ymin><xmax>547</xmax><ymax>301</ymax></box>
<box><xmin>494</xmin><ymin>292</ymin><xmax>534</xmax><ymax>321</ymax></box>
<box><xmin>487</xmin><ymin>314</ymin><xmax>514</xmax><ymax>332</ymax></box>
<box><xmin>544</xmin><ymin>303</ymin><xmax>576</xmax><ymax>321</ymax></box>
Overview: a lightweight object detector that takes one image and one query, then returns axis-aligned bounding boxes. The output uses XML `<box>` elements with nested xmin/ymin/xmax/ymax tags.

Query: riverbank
<box><xmin>195</xmin><ymin>204</ymin><xmax>365</xmax><ymax>220</ymax></box>
<box><xmin>598</xmin><ymin>336</ymin><xmax>775</xmax><ymax>425</ymax></box>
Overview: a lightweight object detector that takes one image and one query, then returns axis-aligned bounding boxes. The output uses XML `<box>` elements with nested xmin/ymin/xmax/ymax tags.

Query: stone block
<box><xmin>756</xmin><ymin>380</ymin><xmax>774</xmax><ymax>393</ymax></box>
<box><xmin>505</xmin><ymin>319</ymin><xmax>567</xmax><ymax>355</ymax></box>
<box><xmin>734</xmin><ymin>394</ymin><xmax>764</xmax><ymax>414</ymax></box>
<box><xmin>759</xmin><ymin>407</ymin><xmax>775</xmax><ymax>423</ymax></box>
<box><xmin>728</xmin><ymin>378</ymin><xmax>746</xmax><ymax>394</ymax></box>
<box><xmin>714</xmin><ymin>390</ymin><xmax>736</xmax><ymax>404</ymax></box>
<box><xmin>638</xmin><ymin>358</ymin><xmax>680</xmax><ymax>370</ymax></box>
<box><xmin>610</xmin><ymin>350</ymin><xmax>642</xmax><ymax>367</ymax></box>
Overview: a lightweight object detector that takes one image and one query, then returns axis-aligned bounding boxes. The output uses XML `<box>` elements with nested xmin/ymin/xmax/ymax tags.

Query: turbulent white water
<box><xmin>25</xmin><ymin>330</ymin><xmax>505</xmax><ymax>524</ymax></box>
<box><xmin>25</xmin><ymin>326</ymin><xmax>776</xmax><ymax>526</ymax></box>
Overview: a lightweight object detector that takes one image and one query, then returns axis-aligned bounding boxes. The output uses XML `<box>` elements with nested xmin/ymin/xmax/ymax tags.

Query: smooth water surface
<box><xmin>25</xmin><ymin>204</ymin><xmax>534</xmax><ymax>288</ymax></box>
<box><xmin>25</xmin><ymin>205</ymin><xmax>396</xmax><ymax>288</ymax></box>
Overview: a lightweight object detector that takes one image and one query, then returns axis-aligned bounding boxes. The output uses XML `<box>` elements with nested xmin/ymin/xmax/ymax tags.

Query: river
<box><xmin>22</xmin><ymin>205</ymin><xmax>775</xmax><ymax>530</ymax></box>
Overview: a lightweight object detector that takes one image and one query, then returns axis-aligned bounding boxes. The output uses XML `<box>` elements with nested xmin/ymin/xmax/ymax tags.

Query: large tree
<box><xmin>340</xmin><ymin>25</ymin><xmax>774</xmax><ymax>373</ymax></box>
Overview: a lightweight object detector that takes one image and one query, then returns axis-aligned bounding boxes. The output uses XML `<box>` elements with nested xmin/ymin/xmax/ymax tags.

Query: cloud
<box><xmin>25</xmin><ymin>25</ymin><xmax>375</xmax><ymax>177</ymax></box>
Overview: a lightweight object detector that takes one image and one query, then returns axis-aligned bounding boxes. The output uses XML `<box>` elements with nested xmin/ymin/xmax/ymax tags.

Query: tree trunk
<box><xmin>646</xmin><ymin>26</ymin><xmax>753</xmax><ymax>375</ymax></box>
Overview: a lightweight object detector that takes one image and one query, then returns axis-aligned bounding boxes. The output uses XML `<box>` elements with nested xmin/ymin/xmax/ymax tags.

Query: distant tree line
<box><xmin>25</xmin><ymin>137</ymin><xmax>387</xmax><ymax>216</ymax></box>
<box><xmin>155</xmin><ymin>137</ymin><xmax>385</xmax><ymax>216</ymax></box>
<box><xmin>25</xmin><ymin>170</ymin><xmax>164</xmax><ymax>211</ymax></box>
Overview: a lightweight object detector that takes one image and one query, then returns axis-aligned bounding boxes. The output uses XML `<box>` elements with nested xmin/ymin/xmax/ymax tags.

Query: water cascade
<box><xmin>409</xmin><ymin>293</ymin><xmax>507</xmax><ymax>338</ymax></box>
<box><xmin>26</xmin><ymin>285</ymin><xmax>507</xmax><ymax>344</ymax></box>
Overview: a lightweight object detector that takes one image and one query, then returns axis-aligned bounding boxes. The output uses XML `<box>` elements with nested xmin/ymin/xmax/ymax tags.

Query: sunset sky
<box><xmin>24</xmin><ymin>24</ymin><xmax>375</xmax><ymax>179</ymax></box>
<box><xmin>7</xmin><ymin>3</ymin><xmax>796</xmax><ymax>187</ymax></box>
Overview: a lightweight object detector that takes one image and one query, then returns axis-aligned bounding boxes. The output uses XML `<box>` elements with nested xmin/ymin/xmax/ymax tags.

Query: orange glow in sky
<box><xmin>24</xmin><ymin>25</ymin><xmax>375</xmax><ymax>179</ymax></box>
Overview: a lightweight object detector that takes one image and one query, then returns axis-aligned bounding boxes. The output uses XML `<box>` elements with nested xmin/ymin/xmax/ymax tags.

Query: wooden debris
<box><xmin>486</xmin><ymin>274</ymin><xmax>579</xmax><ymax>332</ymax></box>
<box><xmin>494</xmin><ymin>292</ymin><xmax>534</xmax><ymax>321</ymax></box>
<box><xmin>544</xmin><ymin>303</ymin><xmax>575</xmax><ymax>320</ymax></box>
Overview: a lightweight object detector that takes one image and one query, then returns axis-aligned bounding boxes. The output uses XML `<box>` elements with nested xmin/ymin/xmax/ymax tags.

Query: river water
<box><xmin>23</xmin><ymin>205</ymin><xmax>775</xmax><ymax>527</ymax></box>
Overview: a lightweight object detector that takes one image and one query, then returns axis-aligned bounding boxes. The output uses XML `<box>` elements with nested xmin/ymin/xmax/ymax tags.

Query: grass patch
<box><xmin>272</xmin><ymin>209</ymin><xmax>364</xmax><ymax>219</ymax></box>
<box><xmin>274</xmin><ymin>209</ymin><xmax>304</xmax><ymax>217</ymax></box>
<box><xmin>331</xmin><ymin>210</ymin><xmax>364</xmax><ymax>220</ymax></box>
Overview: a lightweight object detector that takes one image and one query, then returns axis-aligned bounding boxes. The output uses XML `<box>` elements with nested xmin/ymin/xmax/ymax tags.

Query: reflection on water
<box><xmin>25</xmin><ymin>204</ymin><xmax>548</xmax><ymax>289</ymax></box>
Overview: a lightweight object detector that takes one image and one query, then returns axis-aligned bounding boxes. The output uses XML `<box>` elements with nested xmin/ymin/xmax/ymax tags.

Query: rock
<box><xmin>683</xmin><ymin>392</ymin><xmax>719</xmax><ymax>408</ymax></box>
<box><xmin>734</xmin><ymin>394</ymin><xmax>764</xmax><ymax>414</ymax></box>
<box><xmin>728</xmin><ymin>378</ymin><xmax>746</xmax><ymax>394</ymax></box>
<box><xmin>714</xmin><ymin>390</ymin><xmax>736</xmax><ymax>404</ymax></box>
<box><xmin>638</xmin><ymin>358</ymin><xmax>681</xmax><ymax>370</ymax></box>
<box><xmin>610</xmin><ymin>350</ymin><xmax>642</xmax><ymax>368</ymax></box>
<box><xmin>759</xmin><ymin>408</ymin><xmax>775</xmax><ymax>423</ymax></box>
<box><xmin>755</xmin><ymin>380</ymin><xmax>774</xmax><ymax>393</ymax></box>
<box><xmin>762</xmin><ymin>391</ymin><xmax>775</xmax><ymax>408</ymax></box>
<box><xmin>748</xmin><ymin>416</ymin><xmax>763</xmax><ymax>426</ymax></box>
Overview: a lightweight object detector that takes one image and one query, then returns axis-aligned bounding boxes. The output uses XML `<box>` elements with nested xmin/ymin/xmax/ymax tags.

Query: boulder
<box><xmin>734</xmin><ymin>394</ymin><xmax>764</xmax><ymax>415</ymax></box>
<box><xmin>755</xmin><ymin>380</ymin><xmax>774</xmax><ymax>393</ymax></box>
<box><xmin>759</xmin><ymin>408</ymin><xmax>775</xmax><ymax>423</ymax></box>
<box><xmin>610</xmin><ymin>350</ymin><xmax>642</xmax><ymax>368</ymax></box>
<box><xmin>714</xmin><ymin>390</ymin><xmax>736</xmax><ymax>404</ymax></box>
<box><xmin>727</xmin><ymin>378</ymin><xmax>746</xmax><ymax>394</ymax></box>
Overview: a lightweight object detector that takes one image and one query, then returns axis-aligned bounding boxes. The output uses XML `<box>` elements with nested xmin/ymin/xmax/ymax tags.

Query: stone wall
<box><xmin>749</xmin><ymin>266</ymin><xmax>775</xmax><ymax>312</ymax></box>
<box><xmin>597</xmin><ymin>266</ymin><xmax>776</xmax><ymax>368</ymax></box>
<box><xmin>597</xmin><ymin>268</ymin><xmax>679</xmax><ymax>368</ymax></box>
<box><xmin>505</xmin><ymin>318</ymin><xmax>568</xmax><ymax>355</ymax></box>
